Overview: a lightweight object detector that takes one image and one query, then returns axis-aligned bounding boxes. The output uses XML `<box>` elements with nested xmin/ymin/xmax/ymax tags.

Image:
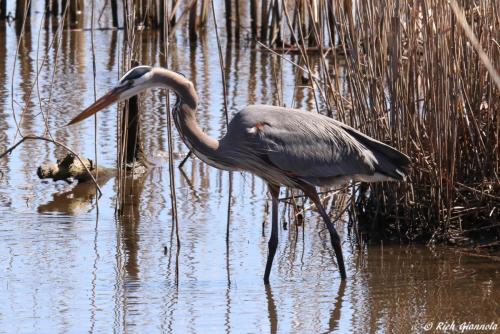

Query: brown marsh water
<box><xmin>0</xmin><ymin>4</ymin><xmax>499</xmax><ymax>334</ymax></box>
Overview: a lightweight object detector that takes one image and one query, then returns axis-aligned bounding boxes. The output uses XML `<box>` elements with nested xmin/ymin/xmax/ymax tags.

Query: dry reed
<box><xmin>296</xmin><ymin>0</ymin><xmax>499</xmax><ymax>246</ymax></box>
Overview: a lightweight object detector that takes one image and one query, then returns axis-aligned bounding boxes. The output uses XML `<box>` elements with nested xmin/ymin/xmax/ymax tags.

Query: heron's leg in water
<box><xmin>264</xmin><ymin>183</ymin><xmax>280</xmax><ymax>284</ymax></box>
<box><xmin>301</xmin><ymin>184</ymin><xmax>347</xmax><ymax>280</ymax></box>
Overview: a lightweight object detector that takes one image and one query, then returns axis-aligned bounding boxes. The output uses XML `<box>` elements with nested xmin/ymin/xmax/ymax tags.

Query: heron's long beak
<box><xmin>67</xmin><ymin>87</ymin><xmax>123</xmax><ymax>126</ymax></box>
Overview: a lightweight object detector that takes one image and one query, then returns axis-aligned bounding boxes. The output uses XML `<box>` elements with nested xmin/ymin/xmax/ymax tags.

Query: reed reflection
<box><xmin>247</xmin><ymin>46</ymin><xmax>257</xmax><ymax>105</ymax></box>
<box><xmin>106</xmin><ymin>30</ymin><xmax>117</xmax><ymax>71</ymax></box>
<box><xmin>346</xmin><ymin>245</ymin><xmax>500</xmax><ymax>333</ymax></box>
<box><xmin>118</xmin><ymin>175</ymin><xmax>146</xmax><ymax>280</ymax></box>
<box><xmin>0</xmin><ymin>20</ymin><xmax>7</xmax><ymax>158</ymax></box>
<box><xmin>115</xmin><ymin>174</ymin><xmax>148</xmax><ymax>333</ymax></box>
<box><xmin>265</xmin><ymin>285</ymin><xmax>278</xmax><ymax>334</ymax></box>
<box><xmin>17</xmin><ymin>20</ymin><xmax>33</xmax><ymax>131</ymax></box>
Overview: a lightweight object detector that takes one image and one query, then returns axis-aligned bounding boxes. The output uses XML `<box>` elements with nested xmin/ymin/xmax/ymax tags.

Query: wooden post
<box><xmin>327</xmin><ymin>0</ymin><xmax>335</xmax><ymax>46</ymax></box>
<box><xmin>122</xmin><ymin>0</ymin><xmax>128</xmax><ymax>38</ymax></box>
<box><xmin>51</xmin><ymin>0</ymin><xmax>58</xmax><ymax>17</ymax></box>
<box><xmin>269</xmin><ymin>0</ymin><xmax>281</xmax><ymax>45</ymax></box>
<box><xmin>0</xmin><ymin>0</ymin><xmax>6</xmax><ymax>19</ymax></box>
<box><xmin>260</xmin><ymin>0</ymin><xmax>268</xmax><ymax>41</ymax></box>
<box><xmin>200</xmin><ymin>0</ymin><xmax>209</xmax><ymax>27</ymax></box>
<box><xmin>122</xmin><ymin>60</ymin><xmax>150</xmax><ymax>170</ymax></box>
<box><xmin>170</xmin><ymin>0</ymin><xmax>176</xmax><ymax>25</ymax></box>
<box><xmin>110</xmin><ymin>0</ymin><xmax>118</xmax><ymax>27</ymax></box>
<box><xmin>250</xmin><ymin>0</ymin><xmax>257</xmax><ymax>38</ymax></box>
<box><xmin>225</xmin><ymin>0</ymin><xmax>232</xmax><ymax>39</ymax></box>
<box><xmin>189</xmin><ymin>0</ymin><xmax>197</xmax><ymax>42</ymax></box>
<box><xmin>45</xmin><ymin>0</ymin><xmax>50</xmax><ymax>15</ymax></box>
<box><xmin>151</xmin><ymin>0</ymin><xmax>159</xmax><ymax>28</ymax></box>
<box><xmin>299</xmin><ymin>0</ymin><xmax>306</xmax><ymax>42</ymax></box>
<box><xmin>124</xmin><ymin>95</ymin><xmax>141</xmax><ymax>165</ymax></box>
<box><xmin>159</xmin><ymin>0</ymin><xmax>165</xmax><ymax>40</ymax></box>
<box><xmin>61</xmin><ymin>0</ymin><xmax>67</xmax><ymax>15</ymax></box>
<box><xmin>65</xmin><ymin>0</ymin><xmax>84</xmax><ymax>29</ymax></box>
<box><xmin>44</xmin><ymin>0</ymin><xmax>50</xmax><ymax>29</ymax></box>
<box><xmin>290</xmin><ymin>3</ymin><xmax>298</xmax><ymax>44</ymax></box>
<box><xmin>141</xmin><ymin>0</ymin><xmax>147</xmax><ymax>26</ymax></box>
<box><xmin>308</xmin><ymin>0</ymin><xmax>318</xmax><ymax>46</ymax></box>
<box><xmin>16</xmin><ymin>0</ymin><xmax>31</xmax><ymax>33</ymax></box>
<box><xmin>138</xmin><ymin>0</ymin><xmax>153</xmax><ymax>27</ymax></box>
<box><xmin>234</xmin><ymin>0</ymin><xmax>240</xmax><ymax>40</ymax></box>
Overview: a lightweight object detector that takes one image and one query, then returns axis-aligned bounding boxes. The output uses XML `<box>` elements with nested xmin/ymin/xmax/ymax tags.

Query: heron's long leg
<box><xmin>264</xmin><ymin>183</ymin><xmax>280</xmax><ymax>284</ymax></box>
<box><xmin>301</xmin><ymin>184</ymin><xmax>347</xmax><ymax>280</ymax></box>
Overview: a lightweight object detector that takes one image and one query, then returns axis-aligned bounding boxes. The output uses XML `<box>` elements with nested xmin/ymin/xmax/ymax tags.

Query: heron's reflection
<box><xmin>325</xmin><ymin>280</ymin><xmax>346</xmax><ymax>333</ymax></box>
<box><xmin>265</xmin><ymin>280</ymin><xmax>346</xmax><ymax>334</ymax></box>
<box><xmin>179</xmin><ymin>165</ymin><xmax>200</xmax><ymax>201</ymax></box>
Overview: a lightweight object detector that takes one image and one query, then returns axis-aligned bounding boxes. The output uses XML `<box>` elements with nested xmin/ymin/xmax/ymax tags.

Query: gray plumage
<box><xmin>68</xmin><ymin>66</ymin><xmax>412</xmax><ymax>283</ymax></box>
<box><xmin>219</xmin><ymin>105</ymin><xmax>410</xmax><ymax>188</ymax></box>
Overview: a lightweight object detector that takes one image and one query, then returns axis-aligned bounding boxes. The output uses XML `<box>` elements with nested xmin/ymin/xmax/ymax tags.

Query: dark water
<box><xmin>0</xmin><ymin>4</ymin><xmax>499</xmax><ymax>334</ymax></box>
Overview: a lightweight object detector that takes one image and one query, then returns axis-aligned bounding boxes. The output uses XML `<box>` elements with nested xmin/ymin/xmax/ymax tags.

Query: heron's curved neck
<box><xmin>151</xmin><ymin>68</ymin><xmax>220</xmax><ymax>160</ymax></box>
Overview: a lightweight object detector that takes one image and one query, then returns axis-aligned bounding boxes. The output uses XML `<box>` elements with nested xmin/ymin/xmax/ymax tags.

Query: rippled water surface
<box><xmin>0</xmin><ymin>4</ymin><xmax>499</xmax><ymax>334</ymax></box>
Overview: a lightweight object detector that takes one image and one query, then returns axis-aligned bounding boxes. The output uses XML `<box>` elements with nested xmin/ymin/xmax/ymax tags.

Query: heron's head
<box><xmin>67</xmin><ymin>65</ymin><xmax>153</xmax><ymax>125</ymax></box>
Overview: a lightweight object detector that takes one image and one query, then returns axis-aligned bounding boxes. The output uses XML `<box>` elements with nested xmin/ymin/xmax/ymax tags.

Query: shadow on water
<box><xmin>0</xmin><ymin>3</ymin><xmax>499</xmax><ymax>333</ymax></box>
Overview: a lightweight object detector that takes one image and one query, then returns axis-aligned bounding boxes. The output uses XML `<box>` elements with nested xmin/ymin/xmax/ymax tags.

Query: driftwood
<box><xmin>37</xmin><ymin>153</ymin><xmax>114</xmax><ymax>183</ymax></box>
<box><xmin>0</xmin><ymin>136</ymin><xmax>104</xmax><ymax>195</ymax></box>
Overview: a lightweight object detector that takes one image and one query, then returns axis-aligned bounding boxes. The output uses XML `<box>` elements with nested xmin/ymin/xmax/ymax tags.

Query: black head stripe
<box><xmin>120</xmin><ymin>66</ymin><xmax>152</xmax><ymax>83</ymax></box>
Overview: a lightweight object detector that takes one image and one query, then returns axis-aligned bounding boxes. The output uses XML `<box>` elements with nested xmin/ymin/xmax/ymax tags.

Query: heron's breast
<box><xmin>191</xmin><ymin>149</ymin><xmax>239</xmax><ymax>172</ymax></box>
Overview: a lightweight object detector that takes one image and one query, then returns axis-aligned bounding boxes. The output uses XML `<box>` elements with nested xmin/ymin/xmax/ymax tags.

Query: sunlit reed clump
<box><xmin>272</xmin><ymin>0</ymin><xmax>499</xmax><ymax>245</ymax></box>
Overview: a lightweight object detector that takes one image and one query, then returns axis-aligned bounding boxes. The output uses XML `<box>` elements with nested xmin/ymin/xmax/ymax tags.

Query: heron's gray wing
<box><xmin>223</xmin><ymin>105</ymin><xmax>411</xmax><ymax>185</ymax></box>
<box><xmin>228</xmin><ymin>106</ymin><xmax>378</xmax><ymax>179</ymax></box>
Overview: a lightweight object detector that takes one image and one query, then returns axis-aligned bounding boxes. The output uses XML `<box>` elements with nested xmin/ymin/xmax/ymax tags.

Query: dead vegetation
<box><xmin>300</xmin><ymin>0</ymin><xmax>499</xmax><ymax>246</ymax></box>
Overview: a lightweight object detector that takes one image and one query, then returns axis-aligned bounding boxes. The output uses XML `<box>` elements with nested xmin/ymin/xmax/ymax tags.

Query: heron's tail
<box><xmin>370</xmin><ymin>141</ymin><xmax>411</xmax><ymax>181</ymax></box>
<box><xmin>342</xmin><ymin>127</ymin><xmax>411</xmax><ymax>181</ymax></box>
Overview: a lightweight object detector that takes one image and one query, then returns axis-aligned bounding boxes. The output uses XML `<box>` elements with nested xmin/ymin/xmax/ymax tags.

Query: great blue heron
<box><xmin>68</xmin><ymin>66</ymin><xmax>411</xmax><ymax>282</ymax></box>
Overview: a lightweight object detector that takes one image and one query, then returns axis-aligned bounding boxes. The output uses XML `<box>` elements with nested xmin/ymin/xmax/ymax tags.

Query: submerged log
<box><xmin>37</xmin><ymin>153</ymin><xmax>114</xmax><ymax>183</ymax></box>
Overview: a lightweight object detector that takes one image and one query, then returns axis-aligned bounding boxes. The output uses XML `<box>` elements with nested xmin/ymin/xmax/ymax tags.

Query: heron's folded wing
<box><xmin>239</xmin><ymin>107</ymin><xmax>377</xmax><ymax>178</ymax></box>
